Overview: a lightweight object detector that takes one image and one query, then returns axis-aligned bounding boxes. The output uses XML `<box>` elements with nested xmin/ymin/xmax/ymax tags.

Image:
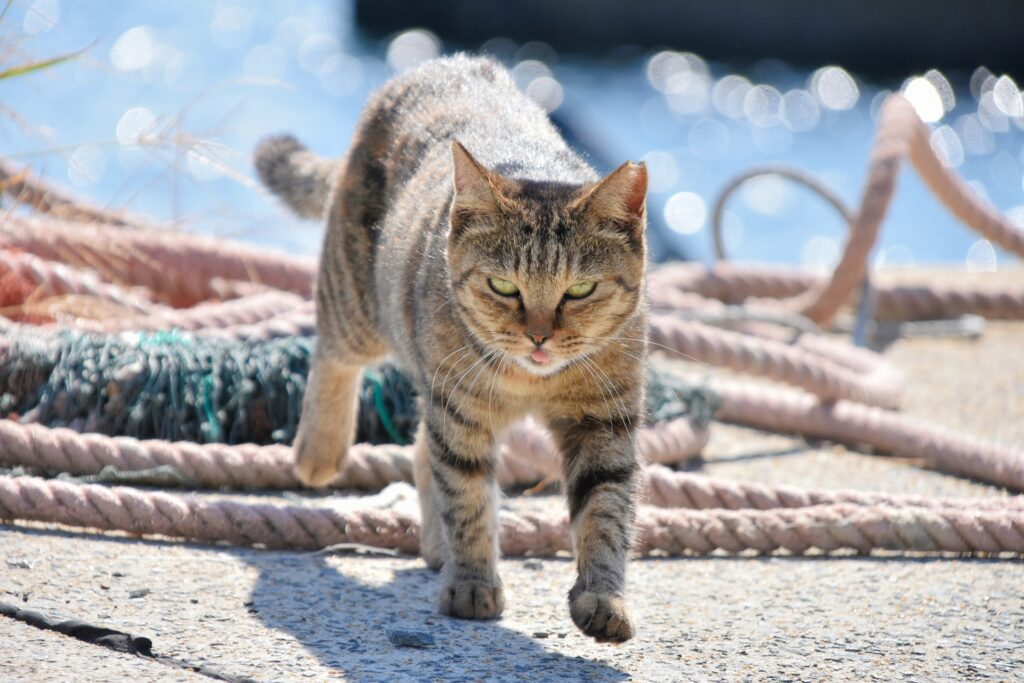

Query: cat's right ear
<box><xmin>451</xmin><ymin>141</ymin><xmax>499</xmax><ymax>226</ymax></box>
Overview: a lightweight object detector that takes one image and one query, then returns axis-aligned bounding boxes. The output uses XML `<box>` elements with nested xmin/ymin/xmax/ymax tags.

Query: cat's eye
<box><xmin>488</xmin><ymin>277</ymin><xmax>520</xmax><ymax>297</ymax></box>
<box><xmin>565</xmin><ymin>281</ymin><xmax>597</xmax><ymax>299</ymax></box>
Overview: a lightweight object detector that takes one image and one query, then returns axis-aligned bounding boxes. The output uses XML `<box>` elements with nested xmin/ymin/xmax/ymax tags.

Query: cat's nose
<box><xmin>529</xmin><ymin>333</ymin><xmax>548</xmax><ymax>346</ymax></box>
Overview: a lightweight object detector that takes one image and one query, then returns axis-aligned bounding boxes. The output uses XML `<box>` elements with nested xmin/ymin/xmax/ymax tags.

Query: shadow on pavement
<box><xmin>243</xmin><ymin>552</ymin><xmax>629</xmax><ymax>681</ymax></box>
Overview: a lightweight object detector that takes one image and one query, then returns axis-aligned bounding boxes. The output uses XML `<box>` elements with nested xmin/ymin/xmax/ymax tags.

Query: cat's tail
<box><xmin>254</xmin><ymin>134</ymin><xmax>336</xmax><ymax>219</ymax></box>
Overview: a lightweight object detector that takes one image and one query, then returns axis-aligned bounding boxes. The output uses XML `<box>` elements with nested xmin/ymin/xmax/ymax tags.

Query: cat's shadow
<box><xmin>244</xmin><ymin>551</ymin><xmax>629</xmax><ymax>681</ymax></box>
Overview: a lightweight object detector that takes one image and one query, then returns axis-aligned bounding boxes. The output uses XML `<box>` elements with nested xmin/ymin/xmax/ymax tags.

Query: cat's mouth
<box><xmin>529</xmin><ymin>348</ymin><xmax>552</xmax><ymax>365</ymax></box>
<box><xmin>515</xmin><ymin>347</ymin><xmax>571</xmax><ymax>377</ymax></box>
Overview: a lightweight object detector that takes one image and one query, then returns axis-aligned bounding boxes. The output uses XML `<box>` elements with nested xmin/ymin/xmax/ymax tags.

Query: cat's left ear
<box><xmin>576</xmin><ymin>161</ymin><xmax>648</xmax><ymax>233</ymax></box>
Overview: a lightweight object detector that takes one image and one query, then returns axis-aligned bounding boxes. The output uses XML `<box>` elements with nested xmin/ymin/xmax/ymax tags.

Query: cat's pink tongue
<box><xmin>530</xmin><ymin>349</ymin><xmax>551</xmax><ymax>364</ymax></box>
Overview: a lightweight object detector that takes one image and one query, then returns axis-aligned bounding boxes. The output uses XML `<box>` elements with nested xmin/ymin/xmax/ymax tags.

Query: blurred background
<box><xmin>3</xmin><ymin>0</ymin><xmax>1023</xmax><ymax>271</ymax></box>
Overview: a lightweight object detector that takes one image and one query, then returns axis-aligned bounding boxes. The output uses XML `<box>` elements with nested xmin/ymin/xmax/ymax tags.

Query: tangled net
<box><xmin>0</xmin><ymin>329</ymin><xmax>712</xmax><ymax>446</ymax></box>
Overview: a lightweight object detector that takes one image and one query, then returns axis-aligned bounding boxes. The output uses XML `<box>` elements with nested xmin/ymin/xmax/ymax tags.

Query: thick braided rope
<box><xmin>715</xmin><ymin>382</ymin><xmax>1024</xmax><ymax>491</ymax></box>
<box><xmin>79</xmin><ymin>290</ymin><xmax>309</xmax><ymax>334</ymax></box>
<box><xmin>0</xmin><ymin>215</ymin><xmax>315</xmax><ymax>306</ymax></box>
<box><xmin>3</xmin><ymin>475</ymin><xmax>1022</xmax><ymax>555</ymax></box>
<box><xmin>648</xmin><ymin>262</ymin><xmax>1024</xmax><ymax>321</ymax></box>
<box><xmin>648</xmin><ymin>314</ymin><xmax>902</xmax><ymax>408</ymax></box>
<box><xmin>196</xmin><ymin>304</ymin><xmax>316</xmax><ymax>341</ymax></box>
<box><xmin>7</xmin><ymin>418</ymin><xmax>1018</xmax><ymax>514</ymax></box>
<box><xmin>0</xmin><ymin>250</ymin><xmax>158</xmax><ymax>315</ymax></box>
<box><xmin>640</xmin><ymin>465</ymin><xmax>1024</xmax><ymax>511</ymax></box>
<box><xmin>0</xmin><ymin>415</ymin><xmax>705</xmax><ymax>491</ymax></box>
<box><xmin>790</xmin><ymin>94</ymin><xmax>1024</xmax><ymax>325</ymax></box>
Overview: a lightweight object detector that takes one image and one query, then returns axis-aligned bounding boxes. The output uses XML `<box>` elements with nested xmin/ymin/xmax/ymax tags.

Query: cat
<box><xmin>255</xmin><ymin>55</ymin><xmax>648</xmax><ymax>643</ymax></box>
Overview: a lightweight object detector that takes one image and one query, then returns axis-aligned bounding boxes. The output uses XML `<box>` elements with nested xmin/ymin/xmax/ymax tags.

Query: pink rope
<box><xmin>0</xmin><ymin>416</ymin><xmax>704</xmax><ymax>491</ymax></box>
<box><xmin>0</xmin><ymin>215</ymin><xmax>315</xmax><ymax>306</ymax></box>
<box><xmin>648</xmin><ymin>315</ymin><xmax>902</xmax><ymax>408</ymax></box>
<box><xmin>78</xmin><ymin>290</ymin><xmax>309</xmax><ymax>334</ymax></box>
<box><xmin>640</xmin><ymin>465</ymin><xmax>1023</xmax><ymax>511</ymax></box>
<box><xmin>714</xmin><ymin>382</ymin><xmax>1024</xmax><ymax>491</ymax></box>
<box><xmin>648</xmin><ymin>262</ymin><xmax>1024</xmax><ymax>322</ymax></box>
<box><xmin>2</xmin><ymin>93</ymin><xmax>1024</xmax><ymax>558</ymax></box>
<box><xmin>2</xmin><ymin>475</ymin><xmax>1022</xmax><ymax>555</ymax></box>
<box><xmin>0</xmin><ymin>250</ymin><xmax>158</xmax><ymax>315</ymax></box>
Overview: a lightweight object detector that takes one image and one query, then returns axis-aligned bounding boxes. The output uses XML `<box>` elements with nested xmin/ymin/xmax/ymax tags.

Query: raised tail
<box><xmin>254</xmin><ymin>134</ymin><xmax>336</xmax><ymax>219</ymax></box>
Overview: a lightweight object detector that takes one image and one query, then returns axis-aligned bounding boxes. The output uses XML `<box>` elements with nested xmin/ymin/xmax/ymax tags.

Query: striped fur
<box><xmin>256</xmin><ymin>55</ymin><xmax>648</xmax><ymax>643</ymax></box>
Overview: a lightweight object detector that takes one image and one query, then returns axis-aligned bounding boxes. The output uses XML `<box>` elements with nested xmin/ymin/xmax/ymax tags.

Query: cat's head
<box><xmin>446</xmin><ymin>142</ymin><xmax>647</xmax><ymax>377</ymax></box>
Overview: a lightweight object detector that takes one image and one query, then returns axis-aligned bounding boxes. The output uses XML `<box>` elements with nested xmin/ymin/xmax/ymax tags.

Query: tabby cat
<box><xmin>255</xmin><ymin>55</ymin><xmax>648</xmax><ymax>643</ymax></box>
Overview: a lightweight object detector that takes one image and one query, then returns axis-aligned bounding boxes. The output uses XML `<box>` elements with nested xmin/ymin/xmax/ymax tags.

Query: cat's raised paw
<box><xmin>569</xmin><ymin>589</ymin><xmax>635</xmax><ymax>643</ymax></box>
<box><xmin>293</xmin><ymin>433</ymin><xmax>345</xmax><ymax>488</ymax></box>
<box><xmin>438</xmin><ymin>578</ymin><xmax>505</xmax><ymax>620</ymax></box>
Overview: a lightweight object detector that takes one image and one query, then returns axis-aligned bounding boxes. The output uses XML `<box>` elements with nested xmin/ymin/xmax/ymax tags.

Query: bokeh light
<box><xmin>68</xmin><ymin>145</ymin><xmax>106</xmax><ymax>187</ymax></box>
<box><xmin>810</xmin><ymin>66</ymin><xmax>859</xmax><ymax>110</ymax></box>
<box><xmin>110</xmin><ymin>26</ymin><xmax>156</xmax><ymax>71</ymax></box>
<box><xmin>641</xmin><ymin>151</ymin><xmax>679</xmax><ymax>194</ymax></box>
<box><xmin>116</xmin><ymin>107</ymin><xmax>157</xmax><ymax>145</ymax></box>
<box><xmin>903</xmin><ymin>77</ymin><xmax>944</xmax><ymax>123</ymax></box>
<box><xmin>930</xmin><ymin>125</ymin><xmax>964</xmax><ymax>168</ymax></box>
<box><xmin>743</xmin><ymin>85</ymin><xmax>782</xmax><ymax>127</ymax></box>
<box><xmin>386</xmin><ymin>29</ymin><xmax>440</xmax><ymax>72</ymax></box>
<box><xmin>664</xmin><ymin>191</ymin><xmax>707</xmax><ymax>234</ymax></box>
<box><xmin>965</xmin><ymin>239</ymin><xmax>998</xmax><ymax>272</ymax></box>
<box><xmin>780</xmin><ymin>89</ymin><xmax>820</xmax><ymax>132</ymax></box>
<box><xmin>712</xmin><ymin>75</ymin><xmax>752</xmax><ymax>119</ymax></box>
<box><xmin>800</xmin><ymin>235</ymin><xmax>840</xmax><ymax>274</ymax></box>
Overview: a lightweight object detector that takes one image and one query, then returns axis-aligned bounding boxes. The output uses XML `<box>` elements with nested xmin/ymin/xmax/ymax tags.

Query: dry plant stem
<box><xmin>0</xmin><ymin>161</ymin><xmax>150</xmax><ymax>228</ymax></box>
<box><xmin>2</xmin><ymin>475</ymin><xmax>1022</xmax><ymax>555</ymax></box>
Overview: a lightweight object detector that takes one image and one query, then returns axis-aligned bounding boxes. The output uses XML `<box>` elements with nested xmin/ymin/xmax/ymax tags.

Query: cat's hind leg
<box><xmin>294</xmin><ymin>354</ymin><xmax>364</xmax><ymax>487</ymax></box>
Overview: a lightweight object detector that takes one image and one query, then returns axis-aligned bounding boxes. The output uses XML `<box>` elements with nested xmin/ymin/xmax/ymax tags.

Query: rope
<box><xmin>649</xmin><ymin>261</ymin><xmax>1024</xmax><ymax>322</ymax></box>
<box><xmin>0</xmin><ymin>214</ymin><xmax>315</xmax><ymax>306</ymax></box>
<box><xmin>2</xmin><ymin>475</ymin><xmax>1022</xmax><ymax>555</ymax></box>
<box><xmin>0</xmin><ymin>249</ymin><xmax>158</xmax><ymax>317</ymax></box>
<box><xmin>796</xmin><ymin>95</ymin><xmax>1024</xmax><ymax>324</ymax></box>
<box><xmin>648</xmin><ymin>315</ymin><xmax>902</xmax><ymax>408</ymax></box>
<box><xmin>714</xmin><ymin>382</ymin><xmax>1024</xmax><ymax>491</ymax></box>
<box><xmin>77</xmin><ymin>290</ymin><xmax>308</xmax><ymax>334</ymax></box>
<box><xmin>2</xmin><ymin>93</ymin><xmax>1024</xmax><ymax>557</ymax></box>
<box><xmin>0</xmin><ymin>408</ymin><xmax>707</xmax><ymax>491</ymax></box>
<box><xmin>710</xmin><ymin>164</ymin><xmax>855</xmax><ymax>262</ymax></box>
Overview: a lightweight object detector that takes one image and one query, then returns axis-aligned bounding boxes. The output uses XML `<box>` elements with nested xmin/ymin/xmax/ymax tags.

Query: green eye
<box><xmin>488</xmin><ymin>277</ymin><xmax>519</xmax><ymax>297</ymax></box>
<box><xmin>565</xmin><ymin>281</ymin><xmax>597</xmax><ymax>299</ymax></box>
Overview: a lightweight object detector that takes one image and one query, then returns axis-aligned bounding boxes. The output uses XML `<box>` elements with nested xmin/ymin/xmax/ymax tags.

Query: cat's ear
<box><xmin>577</xmin><ymin>161</ymin><xmax>648</xmax><ymax>231</ymax></box>
<box><xmin>451</xmin><ymin>141</ymin><xmax>499</xmax><ymax>218</ymax></box>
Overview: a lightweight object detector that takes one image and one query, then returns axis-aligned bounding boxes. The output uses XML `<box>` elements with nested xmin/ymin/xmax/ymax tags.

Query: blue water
<box><xmin>4</xmin><ymin>0</ymin><xmax>1023</xmax><ymax>272</ymax></box>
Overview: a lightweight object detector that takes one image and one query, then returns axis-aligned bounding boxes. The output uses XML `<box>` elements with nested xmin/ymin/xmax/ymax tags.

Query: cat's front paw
<box><xmin>438</xmin><ymin>577</ymin><xmax>505</xmax><ymax>620</ymax></box>
<box><xmin>293</xmin><ymin>429</ymin><xmax>346</xmax><ymax>488</ymax></box>
<box><xmin>569</xmin><ymin>588</ymin><xmax>635</xmax><ymax>643</ymax></box>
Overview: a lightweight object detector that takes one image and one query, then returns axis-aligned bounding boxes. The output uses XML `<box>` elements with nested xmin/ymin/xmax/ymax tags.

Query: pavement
<box><xmin>2</xmin><ymin>285</ymin><xmax>1023</xmax><ymax>681</ymax></box>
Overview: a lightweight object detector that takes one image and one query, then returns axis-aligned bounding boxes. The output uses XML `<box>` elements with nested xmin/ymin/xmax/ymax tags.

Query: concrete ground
<box><xmin>2</xmin><ymin>307</ymin><xmax>1023</xmax><ymax>681</ymax></box>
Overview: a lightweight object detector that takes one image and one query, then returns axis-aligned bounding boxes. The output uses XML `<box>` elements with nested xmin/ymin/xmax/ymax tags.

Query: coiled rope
<box><xmin>1</xmin><ymin>93</ymin><xmax>1023</xmax><ymax>556</ymax></box>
